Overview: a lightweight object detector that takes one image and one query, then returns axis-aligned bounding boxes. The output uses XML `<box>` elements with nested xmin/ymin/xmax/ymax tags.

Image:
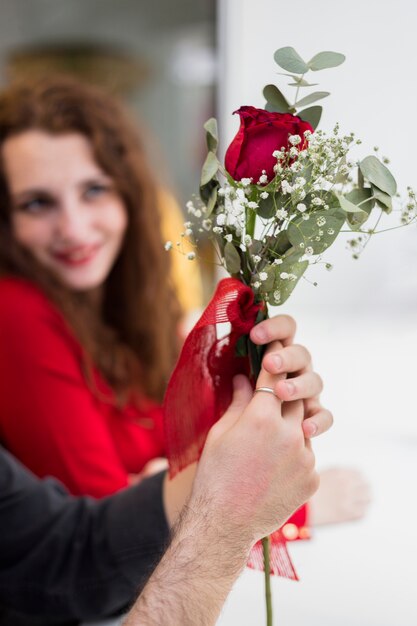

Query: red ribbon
<box><xmin>163</xmin><ymin>277</ymin><xmax>299</xmax><ymax>580</ymax></box>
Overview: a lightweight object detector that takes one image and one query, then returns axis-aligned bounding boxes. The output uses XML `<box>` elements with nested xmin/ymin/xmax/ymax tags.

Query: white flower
<box><xmin>289</xmin><ymin>134</ymin><xmax>301</xmax><ymax>146</ymax></box>
<box><xmin>239</xmin><ymin>243</ymin><xmax>246</xmax><ymax>251</ymax></box>
<box><xmin>202</xmin><ymin>219</ymin><xmax>212</xmax><ymax>230</ymax></box>
<box><xmin>224</xmin><ymin>234</ymin><xmax>233</xmax><ymax>242</ymax></box>
<box><xmin>297</xmin><ymin>203</ymin><xmax>307</xmax><ymax>212</ymax></box>
<box><xmin>280</xmin><ymin>272</ymin><xmax>289</xmax><ymax>280</ymax></box>
<box><xmin>213</xmin><ymin>226</ymin><xmax>223</xmax><ymax>234</ymax></box>
<box><xmin>272</xmin><ymin>149</ymin><xmax>281</xmax><ymax>158</ymax></box>
<box><xmin>272</xmin><ymin>258</ymin><xmax>283</xmax><ymax>265</ymax></box>
<box><xmin>305</xmin><ymin>246</ymin><xmax>314</xmax><ymax>256</ymax></box>
<box><xmin>252</xmin><ymin>255</ymin><xmax>261</xmax><ymax>264</ymax></box>
<box><xmin>294</xmin><ymin>177</ymin><xmax>306</xmax><ymax>188</ymax></box>
<box><xmin>244</xmin><ymin>235</ymin><xmax>252</xmax><ymax>246</ymax></box>
<box><xmin>194</xmin><ymin>209</ymin><xmax>202</xmax><ymax>218</ymax></box>
<box><xmin>185</xmin><ymin>228</ymin><xmax>193</xmax><ymax>236</ymax></box>
<box><xmin>247</xmin><ymin>201</ymin><xmax>259</xmax><ymax>209</ymax></box>
<box><xmin>275</xmin><ymin>208</ymin><xmax>288</xmax><ymax>220</ymax></box>
<box><xmin>273</xmin><ymin>163</ymin><xmax>283</xmax><ymax>174</ymax></box>
<box><xmin>184</xmin><ymin>221</ymin><xmax>192</xmax><ymax>228</ymax></box>
<box><xmin>252</xmin><ymin>281</ymin><xmax>261</xmax><ymax>289</ymax></box>
<box><xmin>316</xmin><ymin>217</ymin><xmax>326</xmax><ymax>227</ymax></box>
<box><xmin>240</xmin><ymin>177</ymin><xmax>252</xmax><ymax>187</ymax></box>
<box><xmin>289</xmin><ymin>146</ymin><xmax>299</xmax><ymax>158</ymax></box>
<box><xmin>186</xmin><ymin>200</ymin><xmax>195</xmax><ymax>213</ymax></box>
<box><xmin>259</xmin><ymin>272</ymin><xmax>268</xmax><ymax>281</ymax></box>
<box><xmin>187</xmin><ymin>252</ymin><xmax>196</xmax><ymax>260</ymax></box>
<box><xmin>302</xmin><ymin>213</ymin><xmax>310</xmax><ymax>220</ymax></box>
<box><xmin>260</xmin><ymin>191</ymin><xmax>269</xmax><ymax>200</ymax></box>
<box><xmin>304</xmin><ymin>130</ymin><xmax>312</xmax><ymax>139</ymax></box>
<box><xmin>312</xmin><ymin>197</ymin><xmax>324</xmax><ymax>207</ymax></box>
<box><xmin>216</xmin><ymin>213</ymin><xmax>226</xmax><ymax>226</ymax></box>
<box><xmin>281</xmin><ymin>180</ymin><xmax>293</xmax><ymax>195</ymax></box>
<box><xmin>164</xmin><ymin>241</ymin><xmax>173</xmax><ymax>251</ymax></box>
<box><xmin>258</xmin><ymin>173</ymin><xmax>268</xmax><ymax>184</ymax></box>
<box><xmin>288</xmin><ymin>273</ymin><xmax>297</xmax><ymax>281</ymax></box>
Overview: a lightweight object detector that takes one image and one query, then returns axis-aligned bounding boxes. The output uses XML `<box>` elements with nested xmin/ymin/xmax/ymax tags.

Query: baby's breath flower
<box><xmin>302</xmin><ymin>213</ymin><xmax>310</xmax><ymax>220</ymax></box>
<box><xmin>224</xmin><ymin>234</ymin><xmax>233</xmax><ymax>242</ymax></box>
<box><xmin>275</xmin><ymin>208</ymin><xmax>288</xmax><ymax>220</ymax></box>
<box><xmin>312</xmin><ymin>197</ymin><xmax>324</xmax><ymax>207</ymax></box>
<box><xmin>187</xmin><ymin>252</ymin><xmax>196</xmax><ymax>260</ymax></box>
<box><xmin>244</xmin><ymin>235</ymin><xmax>252</xmax><ymax>246</ymax></box>
<box><xmin>216</xmin><ymin>213</ymin><xmax>226</xmax><ymax>226</ymax></box>
<box><xmin>289</xmin><ymin>146</ymin><xmax>299</xmax><ymax>158</ymax></box>
<box><xmin>252</xmin><ymin>281</ymin><xmax>261</xmax><ymax>289</ymax></box>
<box><xmin>258</xmin><ymin>172</ymin><xmax>268</xmax><ymax>184</ymax></box>
<box><xmin>185</xmin><ymin>228</ymin><xmax>193</xmax><ymax>236</ymax></box>
<box><xmin>316</xmin><ymin>217</ymin><xmax>326</xmax><ymax>226</ymax></box>
<box><xmin>240</xmin><ymin>177</ymin><xmax>252</xmax><ymax>187</ymax></box>
<box><xmin>212</xmin><ymin>226</ymin><xmax>223</xmax><ymax>234</ymax></box>
<box><xmin>260</xmin><ymin>191</ymin><xmax>269</xmax><ymax>200</ymax></box>
<box><xmin>202</xmin><ymin>219</ymin><xmax>212</xmax><ymax>230</ymax></box>
<box><xmin>252</xmin><ymin>255</ymin><xmax>261</xmax><ymax>264</ymax></box>
<box><xmin>297</xmin><ymin>203</ymin><xmax>307</xmax><ymax>212</ymax></box>
<box><xmin>194</xmin><ymin>209</ymin><xmax>202</xmax><ymax>218</ymax></box>
<box><xmin>280</xmin><ymin>272</ymin><xmax>289</xmax><ymax>280</ymax></box>
<box><xmin>184</xmin><ymin>221</ymin><xmax>192</xmax><ymax>228</ymax></box>
<box><xmin>164</xmin><ymin>241</ymin><xmax>173</xmax><ymax>251</ymax></box>
<box><xmin>259</xmin><ymin>271</ymin><xmax>268</xmax><ymax>281</ymax></box>
<box><xmin>289</xmin><ymin>134</ymin><xmax>301</xmax><ymax>146</ymax></box>
<box><xmin>305</xmin><ymin>246</ymin><xmax>314</xmax><ymax>256</ymax></box>
<box><xmin>281</xmin><ymin>180</ymin><xmax>293</xmax><ymax>195</ymax></box>
<box><xmin>272</xmin><ymin>258</ymin><xmax>283</xmax><ymax>265</ymax></box>
<box><xmin>247</xmin><ymin>201</ymin><xmax>259</xmax><ymax>209</ymax></box>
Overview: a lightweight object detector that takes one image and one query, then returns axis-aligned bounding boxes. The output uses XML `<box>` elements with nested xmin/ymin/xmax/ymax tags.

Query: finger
<box><xmin>250</xmin><ymin>365</ymin><xmax>284</xmax><ymax>421</ymax></box>
<box><xmin>275</xmin><ymin>371</ymin><xmax>323</xmax><ymax>402</ymax></box>
<box><xmin>250</xmin><ymin>314</ymin><xmax>296</xmax><ymax>347</ymax></box>
<box><xmin>262</xmin><ymin>344</ymin><xmax>312</xmax><ymax>375</ymax></box>
<box><xmin>281</xmin><ymin>398</ymin><xmax>304</xmax><ymax>425</ymax></box>
<box><xmin>212</xmin><ymin>375</ymin><xmax>253</xmax><ymax>434</ymax></box>
<box><xmin>302</xmin><ymin>408</ymin><xmax>334</xmax><ymax>438</ymax></box>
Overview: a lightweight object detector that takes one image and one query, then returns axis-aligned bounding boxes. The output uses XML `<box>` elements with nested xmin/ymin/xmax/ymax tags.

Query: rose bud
<box><xmin>224</xmin><ymin>106</ymin><xmax>313</xmax><ymax>182</ymax></box>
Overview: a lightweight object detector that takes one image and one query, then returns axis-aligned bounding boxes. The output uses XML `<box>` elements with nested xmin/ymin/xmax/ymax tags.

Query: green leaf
<box><xmin>287</xmin><ymin>210</ymin><xmax>345</xmax><ymax>255</ymax></box>
<box><xmin>263</xmin><ymin>84</ymin><xmax>289</xmax><ymax>113</ymax></box>
<box><xmin>224</xmin><ymin>242</ymin><xmax>241</xmax><ymax>274</ymax></box>
<box><xmin>297</xmin><ymin>106</ymin><xmax>322</xmax><ymax>130</ymax></box>
<box><xmin>308</xmin><ymin>51</ymin><xmax>346</xmax><ymax>71</ymax></box>
<box><xmin>295</xmin><ymin>91</ymin><xmax>330</xmax><ymax>108</ymax></box>
<box><xmin>359</xmin><ymin>156</ymin><xmax>397</xmax><ymax>196</ymax></box>
<box><xmin>267</xmin><ymin>260</ymin><xmax>309</xmax><ymax>306</ymax></box>
<box><xmin>203</xmin><ymin>118</ymin><xmax>218</xmax><ymax>153</ymax></box>
<box><xmin>265</xmin><ymin>230</ymin><xmax>293</xmax><ymax>257</ymax></box>
<box><xmin>205</xmin><ymin>186</ymin><xmax>218</xmax><ymax>217</ymax></box>
<box><xmin>277</xmin><ymin>73</ymin><xmax>318</xmax><ymax>87</ymax></box>
<box><xmin>257</xmin><ymin>192</ymin><xmax>286</xmax><ymax>219</ymax></box>
<box><xmin>337</xmin><ymin>193</ymin><xmax>367</xmax><ymax>214</ymax></box>
<box><xmin>200</xmin><ymin>151</ymin><xmax>219</xmax><ymax>186</ymax></box>
<box><xmin>372</xmin><ymin>185</ymin><xmax>393</xmax><ymax>213</ymax></box>
<box><xmin>274</xmin><ymin>47</ymin><xmax>309</xmax><ymax>74</ymax></box>
<box><xmin>259</xmin><ymin>265</ymin><xmax>275</xmax><ymax>291</ymax></box>
<box><xmin>344</xmin><ymin>188</ymin><xmax>374</xmax><ymax>229</ymax></box>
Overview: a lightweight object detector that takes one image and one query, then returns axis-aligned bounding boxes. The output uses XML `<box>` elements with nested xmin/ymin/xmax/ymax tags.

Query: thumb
<box><xmin>214</xmin><ymin>375</ymin><xmax>253</xmax><ymax>434</ymax></box>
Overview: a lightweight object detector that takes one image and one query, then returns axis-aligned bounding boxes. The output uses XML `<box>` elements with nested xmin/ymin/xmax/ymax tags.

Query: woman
<box><xmin>0</xmin><ymin>78</ymin><xmax>367</xmax><ymax>533</ymax></box>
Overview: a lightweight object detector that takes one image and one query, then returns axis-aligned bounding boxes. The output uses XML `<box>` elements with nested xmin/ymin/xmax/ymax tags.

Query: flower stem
<box><xmin>262</xmin><ymin>536</ymin><xmax>273</xmax><ymax>626</ymax></box>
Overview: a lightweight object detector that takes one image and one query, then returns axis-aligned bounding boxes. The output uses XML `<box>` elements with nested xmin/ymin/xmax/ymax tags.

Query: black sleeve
<box><xmin>0</xmin><ymin>447</ymin><xmax>169</xmax><ymax>622</ymax></box>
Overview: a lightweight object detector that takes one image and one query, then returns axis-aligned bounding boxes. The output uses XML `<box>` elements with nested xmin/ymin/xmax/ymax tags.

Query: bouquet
<box><xmin>163</xmin><ymin>46</ymin><xmax>417</xmax><ymax>625</ymax></box>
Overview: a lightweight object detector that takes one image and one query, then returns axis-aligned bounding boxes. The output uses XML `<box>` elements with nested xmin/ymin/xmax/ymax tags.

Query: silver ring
<box><xmin>254</xmin><ymin>386</ymin><xmax>278</xmax><ymax>398</ymax></box>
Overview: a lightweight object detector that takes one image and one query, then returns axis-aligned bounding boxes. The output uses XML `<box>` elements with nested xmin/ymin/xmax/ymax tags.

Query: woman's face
<box><xmin>3</xmin><ymin>130</ymin><xmax>128</xmax><ymax>291</ymax></box>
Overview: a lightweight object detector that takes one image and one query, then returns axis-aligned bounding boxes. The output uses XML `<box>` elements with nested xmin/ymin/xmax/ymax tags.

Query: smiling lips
<box><xmin>51</xmin><ymin>244</ymin><xmax>101</xmax><ymax>267</ymax></box>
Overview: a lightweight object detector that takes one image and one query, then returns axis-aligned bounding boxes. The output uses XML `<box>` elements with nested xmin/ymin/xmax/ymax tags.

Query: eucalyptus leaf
<box><xmin>263</xmin><ymin>84</ymin><xmax>289</xmax><ymax>113</ymax></box>
<box><xmin>345</xmin><ymin>188</ymin><xmax>374</xmax><ymax>229</ymax></box>
<box><xmin>359</xmin><ymin>156</ymin><xmax>397</xmax><ymax>196</ymax></box>
<box><xmin>257</xmin><ymin>192</ymin><xmax>284</xmax><ymax>219</ymax></box>
<box><xmin>200</xmin><ymin>151</ymin><xmax>219</xmax><ymax>186</ymax></box>
<box><xmin>203</xmin><ymin>118</ymin><xmax>218</xmax><ymax>153</ymax></box>
<box><xmin>297</xmin><ymin>106</ymin><xmax>322</xmax><ymax>130</ymax></box>
<box><xmin>267</xmin><ymin>260</ymin><xmax>309</xmax><ymax>306</ymax></box>
<box><xmin>265</xmin><ymin>230</ymin><xmax>292</xmax><ymax>257</ymax></box>
<box><xmin>277</xmin><ymin>73</ymin><xmax>318</xmax><ymax>87</ymax></box>
<box><xmin>205</xmin><ymin>186</ymin><xmax>218</xmax><ymax>217</ymax></box>
<box><xmin>274</xmin><ymin>46</ymin><xmax>309</xmax><ymax>74</ymax></box>
<box><xmin>287</xmin><ymin>210</ymin><xmax>344</xmax><ymax>254</ymax></box>
<box><xmin>372</xmin><ymin>185</ymin><xmax>392</xmax><ymax>213</ymax></box>
<box><xmin>224</xmin><ymin>242</ymin><xmax>241</xmax><ymax>274</ymax></box>
<box><xmin>337</xmin><ymin>193</ymin><xmax>367</xmax><ymax>214</ymax></box>
<box><xmin>259</xmin><ymin>265</ymin><xmax>275</xmax><ymax>291</ymax></box>
<box><xmin>308</xmin><ymin>51</ymin><xmax>346</xmax><ymax>71</ymax></box>
<box><xmin>249</xmin><ymin>239</ymin><xmax>263</xmax><ymax>256</ymax></box>
<box><xmin>295</xmin><ymin>91</ymin><xmax>330</xmax><ymax>108</ymax></box>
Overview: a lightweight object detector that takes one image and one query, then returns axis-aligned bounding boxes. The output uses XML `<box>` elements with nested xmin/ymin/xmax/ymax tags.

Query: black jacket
<box><xmin>0</xmin><ymin>447</ymin><xmax>169</xmax><ymax>625</ymax></box>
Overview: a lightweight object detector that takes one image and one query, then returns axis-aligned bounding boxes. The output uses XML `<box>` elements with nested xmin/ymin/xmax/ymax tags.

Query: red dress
<box><xmin>0</xmin><ymin>277</ymin><xmax>166</xmax><ymax>497</ymax></box>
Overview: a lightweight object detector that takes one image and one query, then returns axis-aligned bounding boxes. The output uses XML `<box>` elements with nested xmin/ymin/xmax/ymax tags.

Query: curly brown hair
<box><xmin>0</xmin><ymin>76</ymin><xmax>182</xmax><ymax>403</ymax></box>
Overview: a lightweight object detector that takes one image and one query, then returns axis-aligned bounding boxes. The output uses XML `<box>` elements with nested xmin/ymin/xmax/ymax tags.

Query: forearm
<box><xmin>123</xmin><ymin>495</ymin><xmax>251</xmax><ymax>626</ymax></box>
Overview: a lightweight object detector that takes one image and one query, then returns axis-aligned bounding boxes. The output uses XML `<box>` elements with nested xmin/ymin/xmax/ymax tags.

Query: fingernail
<box><xmin>252</xmin><ymin>327</ymin><xmax>267</xmax><ymax>342</ymax></box>
<box><xmin>285</xmin><ymin>381</ymin><xmax>295</xmax><ymax>396</ymax></box>
<box><xmin>272</xmin><ymin>355</ymin><xmax>283</xmax><ymax>371</ymax></box>
<box><xmin>306</xmin><ymin>422</ymin><xmax>318</xmax><ymax>437</ymax></box>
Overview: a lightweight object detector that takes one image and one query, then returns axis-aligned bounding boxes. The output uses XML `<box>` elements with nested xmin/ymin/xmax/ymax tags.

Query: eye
<box><xmin>17</xmin><ymin>196</ymin><xmax>54</xmax><ymax>214</ymax></box>
<box><xmin>84</xmin><ymin>183</ymin><xmax>110</xmax><ymax>200</ymax></box>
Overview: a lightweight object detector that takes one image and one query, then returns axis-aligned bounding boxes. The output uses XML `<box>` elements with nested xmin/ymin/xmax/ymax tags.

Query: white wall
<box><xmin>217</xmin><ymin>1</ymin><xmax>417</xmax><ymax>624</ymax></box>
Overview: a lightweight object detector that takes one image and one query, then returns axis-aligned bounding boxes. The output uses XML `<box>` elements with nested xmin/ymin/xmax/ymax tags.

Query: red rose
<box><xmin>224</xmin><ymin>106</ymin><xmax>313</xmax><ymax>182</ymax></box>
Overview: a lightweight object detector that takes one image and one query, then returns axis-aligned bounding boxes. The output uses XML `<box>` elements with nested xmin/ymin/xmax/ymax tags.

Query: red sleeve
<box><xmin>0</xmin><ymin>278</ymin><xmax>129</xmax><ymax>497</ymax></box>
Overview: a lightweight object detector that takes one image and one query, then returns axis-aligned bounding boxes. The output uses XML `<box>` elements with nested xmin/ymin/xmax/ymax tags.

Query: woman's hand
<box><xmin>250</xmin><ymin>314</ymin><xmax>333</xmax><ymax>439</ymax></box>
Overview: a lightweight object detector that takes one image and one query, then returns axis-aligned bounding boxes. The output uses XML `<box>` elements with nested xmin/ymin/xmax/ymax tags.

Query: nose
<box><xmin>55</xmin><ymin>199</ymin><xmax>89</xmax><ymax>243</ymax></box>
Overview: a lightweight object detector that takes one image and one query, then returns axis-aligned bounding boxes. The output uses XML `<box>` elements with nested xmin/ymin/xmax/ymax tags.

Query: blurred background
<box><xmin>1</xmin><ymin>1</ymin><xmax>416</xmax><ymax>624</ymax></box>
